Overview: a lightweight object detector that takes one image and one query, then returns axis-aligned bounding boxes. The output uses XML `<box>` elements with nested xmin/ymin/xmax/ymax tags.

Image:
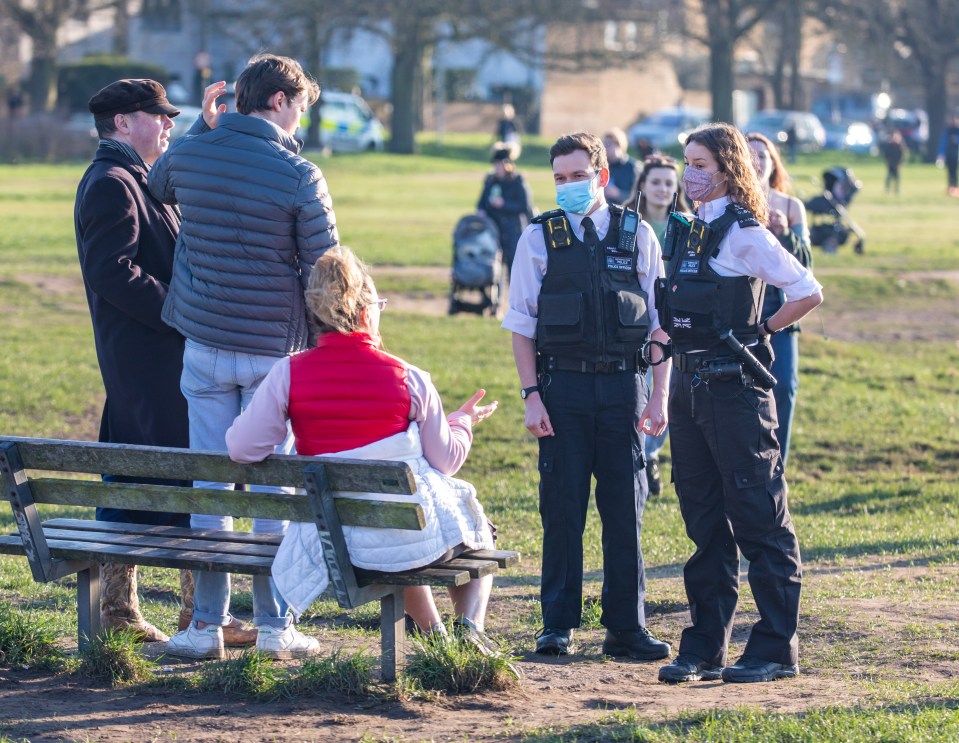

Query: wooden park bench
<box><xmin>0</xmin><ymin>436</ymin><xmax>519</xmax><ymax>680</ymax></box>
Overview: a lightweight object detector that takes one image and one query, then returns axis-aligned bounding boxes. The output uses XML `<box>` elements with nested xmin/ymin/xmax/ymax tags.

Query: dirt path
<box><xmin>3</xmin><ymin>563</ymin><xmax>958</xmax><ymax>742</ymax></box>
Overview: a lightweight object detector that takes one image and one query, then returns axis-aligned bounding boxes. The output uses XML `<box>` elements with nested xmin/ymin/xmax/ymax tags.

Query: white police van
<box><xmin>303</xmin><ymin>91</ymin><xmax>386</xmax><ymax>152</ymax></box>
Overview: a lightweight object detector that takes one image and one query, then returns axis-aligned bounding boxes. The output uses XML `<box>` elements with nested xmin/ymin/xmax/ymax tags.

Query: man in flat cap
<box><xmin>74</xmin><ymin>79</ymin><xmax>257</xmax><ymax>646</ymax></box>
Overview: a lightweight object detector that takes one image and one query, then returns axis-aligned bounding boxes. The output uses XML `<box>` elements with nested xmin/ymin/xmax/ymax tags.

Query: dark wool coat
<box><xmin>75</xmin><ymin>144</ymin><xmax>190</xmax><ymax>525</ymax></box>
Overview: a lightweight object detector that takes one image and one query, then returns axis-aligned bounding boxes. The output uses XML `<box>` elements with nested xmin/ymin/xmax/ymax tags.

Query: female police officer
<box><xmin>655</xmin><ymin>123</ymin><xmax>822</xmax><ymax>684</ymax></box>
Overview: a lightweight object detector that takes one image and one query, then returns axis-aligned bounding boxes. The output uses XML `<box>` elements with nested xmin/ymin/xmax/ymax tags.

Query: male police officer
<box><xmin>503</xmin><ymin>132</ymin><xmax>672</xmax><ymax>658</ymax></box>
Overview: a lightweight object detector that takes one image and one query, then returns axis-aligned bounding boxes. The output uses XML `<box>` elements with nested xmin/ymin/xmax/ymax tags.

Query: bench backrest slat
<box><xmin>0</xmin><ymin>443</ymin><xmax>54</xmax><ymax>581</ymax></box>
<box><xmin>2</xmin><ymin>437</ymin><xmax>425</xmax><ymax>583</ymax></box>
<box><xmin>3</xmin><ymin>437</ymin><xmax>416</xmax><ymax>495</ymax></box>
<box><xmin>29</xmin><ymin>478</ymin><xmax>425</xmax><ymax>530</ymax></box>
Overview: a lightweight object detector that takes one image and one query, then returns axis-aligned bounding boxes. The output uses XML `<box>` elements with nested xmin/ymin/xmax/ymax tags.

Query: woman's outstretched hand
<box><xmin>458</xmin><ymin>389</ymin><xmax>498</xmax><ymax>426</ymax></box>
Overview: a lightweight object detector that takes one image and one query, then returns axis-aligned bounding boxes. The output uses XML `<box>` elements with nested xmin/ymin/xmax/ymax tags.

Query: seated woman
<box><xmin>225</xmin><ymin>246</ymin><xmax>498</xmax><ymax>647</ymax></box>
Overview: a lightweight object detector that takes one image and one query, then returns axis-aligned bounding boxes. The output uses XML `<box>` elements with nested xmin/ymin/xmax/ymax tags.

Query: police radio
<box><xmin>661</xmin><ymin>194</ymin><xmax>680</xmax><ymax>260</ymax></box>
<box><xmin>618</xmin><ymin>191</ymin><xmax>640</xmax><ymax>253</ymax></box>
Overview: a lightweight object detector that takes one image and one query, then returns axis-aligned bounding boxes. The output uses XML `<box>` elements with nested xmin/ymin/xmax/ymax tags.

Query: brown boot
<box><xmin>177</xmin><ymin>569</ymin><xmax>194</xmax><ymax>632</ymax></box>
<box><xmin>99</xmin><ymin>563</ymin><xmax>169</xmax><ymax>643</ymax></box>
<box><xmin>222</xmin><ymin>615</ymin><xmax>257</xmax><ymax>647</ymax></box>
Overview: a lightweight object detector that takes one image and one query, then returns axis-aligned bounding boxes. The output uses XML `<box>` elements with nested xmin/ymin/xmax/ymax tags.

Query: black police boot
<box><xmin>534</xmin><ymin>627</ymin><xmax>573</xmax><ymax>655</ymax></box>
<box><xmin>658</xmin><ymin>653</ymin><xmax>724</xmax><ymax>683</ymax></box>
<box><xmin>602</xmin><ymin>626</ymin><xmax>670</xmax><ymax>660</ymax></box>
<box><xmin>721</xmin><ymin>655</ymin><xmax>799</xmax><ymax>683</ymax></box>
<box><xmin>646</xmin><ymin>457</ymin><xmax>662</xmax><ymax>496</ymax></box>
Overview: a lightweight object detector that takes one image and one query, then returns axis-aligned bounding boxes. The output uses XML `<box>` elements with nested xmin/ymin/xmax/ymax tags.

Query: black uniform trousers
<box><xmin>537</xmin><ymin>368</ymin><xmax>649</xmax><ymax>631</ymax></box>
<box><xmin>669</xmin><ymin>367</ymin><xmax>801</xmax><ymax>667</ymax></box>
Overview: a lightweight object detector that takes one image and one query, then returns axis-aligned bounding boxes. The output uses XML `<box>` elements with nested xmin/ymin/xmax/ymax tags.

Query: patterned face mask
<box><xmin>683</xmin><ymin>166</ymin><xmax>724</xmax><ymax>202</ymax></box>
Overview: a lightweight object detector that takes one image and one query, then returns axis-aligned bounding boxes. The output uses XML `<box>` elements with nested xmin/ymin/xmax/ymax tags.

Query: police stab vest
<box><xmin>534</xmin><ymin>205</ymin><xmax>651</xmax><ymax>364</ymax></box>
<box><xmin>288</xmin><ymin>332</ymin><xmax>411</xmax><ymax>456</ymax></box>
<box><xmin>657</xmin><ymin>203</ymin><xmax>765</xmax><ymax>353</ymax></box>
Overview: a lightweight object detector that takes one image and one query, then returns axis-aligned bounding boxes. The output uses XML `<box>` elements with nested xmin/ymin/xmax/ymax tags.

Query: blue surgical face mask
<box><xmin>556</xmin><ymin>173</ymin><xmax>600</xmax><ymax>215</ymax></box>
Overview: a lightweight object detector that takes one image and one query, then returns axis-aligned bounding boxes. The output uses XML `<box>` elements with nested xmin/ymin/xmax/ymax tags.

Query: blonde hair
<box><xmin>305</xmin><ymin>246</ymin><xmax>376</xmax><ymax>334</ymax></box>
<box><xmin>685</xmin><ymin>123</ymin><xmax>769</xmax><ymax>225</ymax></box>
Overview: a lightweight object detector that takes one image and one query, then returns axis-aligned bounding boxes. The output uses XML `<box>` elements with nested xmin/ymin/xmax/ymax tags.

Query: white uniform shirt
<box><xmin>501</xmin><ymin>202</ymin><xmax>665</xmax><ymax>339</ymax></box>
<box><xmin>700</xmin><ymin>196</ymin><xmax>822</xmax><ymax>301</ymax></box>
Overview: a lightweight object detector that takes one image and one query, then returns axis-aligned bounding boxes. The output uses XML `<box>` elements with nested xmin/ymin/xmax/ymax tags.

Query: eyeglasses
<box><xmin>369</xmin><ymin>298</ymin><xmax>388</xmax><ymax>311</ymax></box>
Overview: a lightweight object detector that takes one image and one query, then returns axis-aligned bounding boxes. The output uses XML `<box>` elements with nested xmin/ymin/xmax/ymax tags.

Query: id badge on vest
<box><xmin>604</xmin><ymin>244</ymin><xmax>636</xmax><ymax>273</ymax></box>
<box><xmin>678</xmin><ymin>220</ymin><xmax>710</xmax><ymax>275</ymax></box>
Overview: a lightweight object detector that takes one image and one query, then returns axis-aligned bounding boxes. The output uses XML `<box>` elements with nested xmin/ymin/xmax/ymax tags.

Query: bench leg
<box><xmin>76</xmin><ymin>563</ymin><xmax>101</xmax><ymax>650</ymax></box>
<box><xmin>380</xmin><ymin>589</ymin><xmax>406</xmax><ymax>682</ymax></box>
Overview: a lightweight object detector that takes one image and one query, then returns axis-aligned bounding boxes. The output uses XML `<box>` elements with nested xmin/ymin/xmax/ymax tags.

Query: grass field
<box><xmin>0</xmin><ymin>133</ymin><xmax>958</xmax><ymax>741</ymax></box>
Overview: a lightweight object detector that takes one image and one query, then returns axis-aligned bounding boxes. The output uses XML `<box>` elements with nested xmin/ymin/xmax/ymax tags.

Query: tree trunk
<box><xmin>710</xmin><ymin>37</ymin><xmax>735</xmax><ymax>124</ymax></box>
<box><xmin>784</xmin><ymin>0</ymin><xmax>803</xmax><ymax>110</ymax></box>
<box><xmin>304</xmin><ymin>14</ymin><xmax>322</xmax><ymax>150</ymax></box>
<box><xmin>27</xmin><ymin>53</ymin><xmax>57</xmax><ymax>113</ymax></box>
<box><xmin>389</xmin><ymin>41</ymin><xmax>421</xmax><ymax>154</ymax></box>
<box><xmin>923</xmin><ymin>67</ymin><xmax>948</xmax><ymax>163</ymax></box>
<box><xmin>113</xmin><ymin>0</ymin><xmax>130</xmax><ymax>56</ymax></box>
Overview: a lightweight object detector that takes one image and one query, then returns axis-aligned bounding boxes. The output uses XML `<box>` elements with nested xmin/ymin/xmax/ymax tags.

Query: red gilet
<box><xmin>288</xmin><ymin>332</ymin><xmax>411</xmax><ymax>456</ymax></box>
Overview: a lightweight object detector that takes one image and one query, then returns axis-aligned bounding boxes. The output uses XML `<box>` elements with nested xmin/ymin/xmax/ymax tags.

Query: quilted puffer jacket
<box><xmin>148</xmin><ymin>113</ymin><xmax>338</xmax><ymax>357</ymax></box>
<box><xmin>271</xmin><ymin>423</ymin><xmax>495</xmax><ymax>618</ymax></box>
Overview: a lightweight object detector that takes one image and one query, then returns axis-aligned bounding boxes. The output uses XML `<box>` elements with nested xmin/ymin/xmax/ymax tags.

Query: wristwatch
<box><xmin>520</xmin><ymin>385</ymin><xmax>540</xmax><ymax>400</ymax></box>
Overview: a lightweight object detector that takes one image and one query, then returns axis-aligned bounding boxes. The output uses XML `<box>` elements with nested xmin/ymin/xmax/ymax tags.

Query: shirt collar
<box><xmin>698</xmin><ymin>195</ymin><xmax>731</xmax><ymax>222</ymax></box>
<box><xmin>567</xmin><ymin>202</ymin><xmax>611</xmax><ymax>238</ymax></box>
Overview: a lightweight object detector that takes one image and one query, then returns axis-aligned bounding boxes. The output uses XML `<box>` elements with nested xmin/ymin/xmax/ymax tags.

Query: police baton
<box><xmin>719</xmin><ymin>330</ymin><xmax>777</xmax><ymax>390</ymax></box>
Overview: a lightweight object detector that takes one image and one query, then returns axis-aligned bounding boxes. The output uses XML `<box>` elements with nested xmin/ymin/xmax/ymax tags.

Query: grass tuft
<box><xmin>287</xmin><ymin>648</ymin><xmax>376</xmax><ymax>696</ymax></box>
<box><xmin>195</xmin><ymin>649</ymin><xmax>280</xmax><ymax>698</ymax></box>
<box><xmin>402</xmin><ymin>627</ymin><xmax>520</xmax><ymax>693</ymax></box>
<box><xmin>75</xmin><ymin>629</ymin><xmax>156</xmax><ymax>685</ymax></box>
<box><xmin>0</xmin><ymin>605</ymin><xmax>62</xmax><ymax>669</ymax></box>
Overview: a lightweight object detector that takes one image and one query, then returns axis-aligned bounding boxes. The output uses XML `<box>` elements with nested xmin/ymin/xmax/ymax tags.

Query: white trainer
<box><xmin>256</xmin><ymin>625</ymin><xmax>321</xmax><ymax>659</ymax></box>
<box><xmin>165</xmin><ymin>622</ymin><xmax>225</xmax><ymax>660</ymax></box>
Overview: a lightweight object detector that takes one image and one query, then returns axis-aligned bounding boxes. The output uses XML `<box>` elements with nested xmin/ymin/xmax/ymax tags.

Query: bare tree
<box><xmin>232</xmin><ymin>0</ymin><xmax>670</xmax><ymax>154</ymax></box>
<box><xmin>823</xmin><ymin>0</ymin><xmax>959</xmax><ymax>161</ymax></box>
<box><xmin>0</xmin><ymin>0</ymin><xmax>91</xmax><ymax>112</ymax></box>
<box><xmin>683</xmin><ymin>0</ymin><xmax>785</xmax><ymax>123</ymax></box>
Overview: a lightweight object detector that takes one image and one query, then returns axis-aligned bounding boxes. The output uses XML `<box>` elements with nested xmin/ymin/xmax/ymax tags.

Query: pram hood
<box><xmin>821</xmin><ymin>167</ymin><xmax>861</xmax><ymax>206</ymax></box>
<box><xmin>451</xmin><ymin>214</ymin><xmax>501</xmax><ymax>288</ymax></box>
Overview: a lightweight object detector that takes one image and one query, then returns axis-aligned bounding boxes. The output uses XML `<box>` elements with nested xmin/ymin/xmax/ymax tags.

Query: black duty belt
<box><xmin>543</xmin><ymin>355</ymin><xmax>646</xmax><ymax>374</ymax></box>
<box><xmin>672</xmin><ymin>351</ymin><xmax>714</xmax><ymax>373</ymax></box>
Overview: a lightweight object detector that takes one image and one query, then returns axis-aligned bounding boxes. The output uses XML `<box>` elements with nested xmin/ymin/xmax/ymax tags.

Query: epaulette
<box><xmin>727</xmin><ymin>203</ymin><xmax>760</xmax><ymax>228</ymax></box>
<box><xmin>532</xmin><ymin>208</ymin><xmax>565</xmax><ymax>225</ymax></box>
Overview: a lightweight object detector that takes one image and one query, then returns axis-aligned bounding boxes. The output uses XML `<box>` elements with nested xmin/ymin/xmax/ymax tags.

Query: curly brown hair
<box><xmin>685</xmin><ymin>123</ymin><xmax>769</xmax><ymax>225</ymax></box>
<box><xmin>305</xmin><ymin>246</ymin><xmax>376</xmax><ymax>335</ymax></box>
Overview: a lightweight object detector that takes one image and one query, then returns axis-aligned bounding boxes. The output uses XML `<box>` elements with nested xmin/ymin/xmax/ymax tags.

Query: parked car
<box><xmin>169</xmin><ymin>105</ymin><xmax>204</xmax><ymax>139</ymax></box>
<box><xmin>744</xmin><ymin>110</ymin><xmax>826</xmax><ymax>152</ymax></box>
<box><xmin>627</xmin><ymin>106</ymin><xmax>711</xmax><ymax>152</ymax></box>
<box><xmin>823</xmin><ymin>120</ymin><xmax>877</xmax><ymax>155</ymax></box>
<box><xmin>303</xmin><ymin>90</ymin><xmax>386</xmax><ymax>152</ymax></box>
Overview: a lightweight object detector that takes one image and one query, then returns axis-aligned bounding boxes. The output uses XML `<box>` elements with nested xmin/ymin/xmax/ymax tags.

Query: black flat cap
<box><xmin>88</xmin><ymin>79</ymin><xmax>180</xmax><ymax>119</ymax></box>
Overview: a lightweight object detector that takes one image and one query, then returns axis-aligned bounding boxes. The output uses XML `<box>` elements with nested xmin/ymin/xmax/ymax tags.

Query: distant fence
<box><xmin>0</xmin><ymin>114</ymin><xmax>98</xmax><ymax>163</ymax></box>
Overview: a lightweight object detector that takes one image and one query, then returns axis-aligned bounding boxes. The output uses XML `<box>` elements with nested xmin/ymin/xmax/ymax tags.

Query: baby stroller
<box><xmin>805</xmin><ymin>167</ymin><xmax>866</xmax><ymax>254</ymax></box>
<box><xmin>448</xmin><ymin>214</ymin><xmax>503</xmax><ymax>316</ymax></box>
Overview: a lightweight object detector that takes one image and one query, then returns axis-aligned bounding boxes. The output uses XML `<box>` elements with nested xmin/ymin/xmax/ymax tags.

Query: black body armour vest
<box><xmin>657</xmin><ymin>203</ymin><xmax>765</xmax><ymax>353</ymax></box>
<box><xmin>534</xmin><ymin>205</ymin><xmax>651</xmax><ymax>364</ymax></box>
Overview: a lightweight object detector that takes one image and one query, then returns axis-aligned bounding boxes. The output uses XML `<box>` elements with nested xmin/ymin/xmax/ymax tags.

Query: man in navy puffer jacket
<box><xmin>149</xmin><ymin>53</ymin><xmax>338</xmax><ymax>661</ymax></box>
